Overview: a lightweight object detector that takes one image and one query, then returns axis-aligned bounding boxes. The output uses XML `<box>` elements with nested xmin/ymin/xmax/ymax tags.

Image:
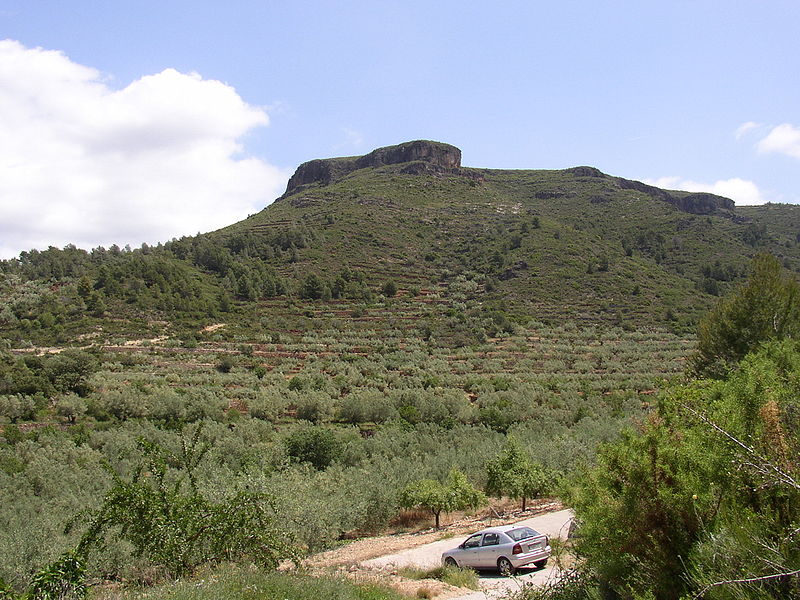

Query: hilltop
<box><xmin>213</xmin><ymin>139</ymin><xmax>799</xmax><ymax>330</ymax></box>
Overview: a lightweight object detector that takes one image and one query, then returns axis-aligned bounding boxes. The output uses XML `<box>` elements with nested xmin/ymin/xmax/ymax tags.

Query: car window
<box><xmin>507</xmin><ymin>527</ymin><xmax>538</xmax><ymax>541</ymax></box>
<box><xmin>463</xmin><ymin>534</ymin><xmax>482</xmax><ymax>549</ymax></box>
<box><xmin>482</xmin><ymin>533</ymin><xmax>500</xmax><ymax>546</ymax></box>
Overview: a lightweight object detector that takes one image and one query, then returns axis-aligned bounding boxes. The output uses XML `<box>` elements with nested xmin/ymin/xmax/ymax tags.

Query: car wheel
<box><xmin>444</xmin><ymin>557</ymin><xmax>458</xmax><ymax>568</ymax></box>
<box><xmin>497</xmin><ymin>557</ymin><xmax>515</xmax><ymax>576</ymax></box>
<box><xmin>534</xmin><ymin>559</ymin><xmax>548</xmax><ymax>569</ymax></box>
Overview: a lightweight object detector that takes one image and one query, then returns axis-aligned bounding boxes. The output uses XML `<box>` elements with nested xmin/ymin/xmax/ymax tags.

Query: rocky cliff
<box><xmin>281</xmin><ymin>139</ymin><xmax>735</xmax><ymax>216</ymax></box>
<box><xmin>282</xmin><ymin>140</ymin><xmax>462</xmax><ymax>197</ymax></box>
<box><xmin>616</xmin><ymin>177</ymin><xmax>735</xmax><ymax>215</ymax></box>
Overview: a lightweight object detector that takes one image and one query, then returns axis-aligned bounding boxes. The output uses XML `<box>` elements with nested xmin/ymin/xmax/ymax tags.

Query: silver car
<box><xmin>441</xmin><ymin>525</ymin><xmax>551</xmax><ymax>575</ymax></box>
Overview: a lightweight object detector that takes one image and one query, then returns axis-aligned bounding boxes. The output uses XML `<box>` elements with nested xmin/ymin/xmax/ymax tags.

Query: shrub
<box><xmin>284</xmin><ymin>426</ymin><xmax>342</xmax><ymax>470</ymax></box>
<box><xmin>248</xmin><ymin>388</ymin><xmax>288</xmax><ymax>422</ymax></box>
<box><xmin>381</xmin><ymin>281</ymin><xmax>398</xmax><ymax>297</ymax></box>
<box><xmin>77</xmin><ymin>427</ymin><xmax>296</xmax><ymax>579</ymax></box>
<box><xmin>216</xmin><ymin>356</ymin><xmax>236</xmax><ymax>373</ymax></box>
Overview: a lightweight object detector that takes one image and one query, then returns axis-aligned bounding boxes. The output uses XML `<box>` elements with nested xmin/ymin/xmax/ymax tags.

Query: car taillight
<box><xmin>512</xmin><ymin>543</ymin><xmax>522</xmax><ymax>555</ymax></box>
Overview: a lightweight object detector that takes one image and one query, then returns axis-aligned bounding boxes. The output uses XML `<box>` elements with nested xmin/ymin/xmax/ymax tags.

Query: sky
<box><xmin>1</xmin><ymin>1</ymin><xmax>799</xmax><ymax>258</ymax></box>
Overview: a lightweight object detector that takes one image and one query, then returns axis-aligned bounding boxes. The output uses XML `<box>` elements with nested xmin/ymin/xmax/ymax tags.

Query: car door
<box><xmin>458</xmin><ymin>534</ymin><xmax>483</xmax><ymax>567</ymax></box>
<box><xmin>477</xmin><ymin>532</ymin><xmax>501</xmax><ymax>568</ymax></box>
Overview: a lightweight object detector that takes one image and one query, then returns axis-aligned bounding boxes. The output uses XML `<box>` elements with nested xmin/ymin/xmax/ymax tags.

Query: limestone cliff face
<box><xmin>616</xmin><ymin>177</ymin><xmax>735</xmax><ymax>214</ymax></box>
<box><xmin>354</xmin><ymin>140</ymin><xmax>461</xmax><ymax>170</ymax></box>
<box><xmin>282</xmin><ymin>140</ymin><xmax>461</xmax><ymax>197</ymax></box>
<box><xmin>280</xmin><ymin>139</ymin><xmax>735</xmax><ymax>217</ymax></box>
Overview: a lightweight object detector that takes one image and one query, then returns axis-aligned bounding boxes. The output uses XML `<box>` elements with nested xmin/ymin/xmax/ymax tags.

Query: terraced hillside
<box><xmin>214</xmin><ymin>141</ymin><xmax>800</xmax><ymax>329</ymax></box>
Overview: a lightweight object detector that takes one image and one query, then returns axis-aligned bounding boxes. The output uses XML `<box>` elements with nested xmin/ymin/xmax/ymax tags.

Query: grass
<box><xmin>90</xmin><ymin>564</ymin><xmax>406</xmax><ymax>600</ymax></box>
<box><xmin>398</xmin><ymin>565</ymin><xmax>480</xmax><ymax>590</ymax></box>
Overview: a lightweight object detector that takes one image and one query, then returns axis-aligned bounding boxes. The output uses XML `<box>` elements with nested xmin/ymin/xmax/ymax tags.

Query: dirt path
<box><xmin>301</xmin><ymin>503</ymin><xmax>573</xmax><ymax>599</ymax></box>
<box><xmin>361</xmin><ymin>509</ymin><xmax>574</xmax><ymax>599</ymax></box>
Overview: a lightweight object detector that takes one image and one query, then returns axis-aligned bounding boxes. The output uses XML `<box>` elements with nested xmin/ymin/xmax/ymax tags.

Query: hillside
<box><xmin>3</xmin><ymin>139</ymin><xmax>800</xmax><ymax>348</ymax></box>
<box><xmin>1</xmin><ymin>140</ymin><xmax>799</xmax><ymax>597</ymax></box>
<box><xmin>217</xmin><ymin>139</ymin><xmax>799</xmax><ymax>329</ymax></box>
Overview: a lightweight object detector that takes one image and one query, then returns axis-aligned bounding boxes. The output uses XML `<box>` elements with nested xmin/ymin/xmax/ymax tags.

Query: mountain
<box><xmin>3</xmin><ymin>140</ymin><xmax>800</xmax><ymax>595</ymax></box>
<box><xmin>2</xmin><ymin>139</ymin><xmax>800</xmax><ymax>347</ymax></box>
<box><xmin>213</xmin><ymin>139</ymin><xmax>799</xmax><ymax>328</ymax></box>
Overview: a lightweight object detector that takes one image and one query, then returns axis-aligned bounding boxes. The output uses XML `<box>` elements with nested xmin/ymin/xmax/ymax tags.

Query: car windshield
<box><xmin>506</xmin><ymin>527</ymin><xmax>539</xmax><ymax>541</ymax></box>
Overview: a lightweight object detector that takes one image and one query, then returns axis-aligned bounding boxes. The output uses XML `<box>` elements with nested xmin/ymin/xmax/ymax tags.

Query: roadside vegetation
<box><xmin>523</xmin><ymin>255</ymin><xmax>800</xmax><ymax>600</ymax></box>
<box><xmin>88</xmin><ymin>563</ymin><xmax>408</xmax><ymax>600</ymax></box>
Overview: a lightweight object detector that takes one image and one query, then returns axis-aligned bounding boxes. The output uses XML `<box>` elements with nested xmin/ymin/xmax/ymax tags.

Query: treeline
<box><xmin>0</xmin><ymin>227</ymin><xmax>384</xmax><ymax>340</ymax></box>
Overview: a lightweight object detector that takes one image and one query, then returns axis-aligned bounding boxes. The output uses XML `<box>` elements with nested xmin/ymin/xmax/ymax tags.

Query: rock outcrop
<box><xmin>567</xmin><ymin>168</ymin><xmax>735</xmax><ymax>215</ymax></box>
<box><xmin>281</xmin><ymin>139</ymin><xmax>736</xmax><ymax>216</ymax></box>
<box><xmin>616</xmin><ymin>177</ymin><xmax>735</xmax><ymax>214</ymax></box>
<box><xmin>282</xmin><ymin>140</ymin><xmax>462</xmax><ymax>197</ymax></box>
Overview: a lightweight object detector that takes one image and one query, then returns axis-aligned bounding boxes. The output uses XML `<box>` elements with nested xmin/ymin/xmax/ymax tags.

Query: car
<box><xmin>441</xmin><ymin>525</ymin><xmax>551</xmax><ymax>575</ymax></box>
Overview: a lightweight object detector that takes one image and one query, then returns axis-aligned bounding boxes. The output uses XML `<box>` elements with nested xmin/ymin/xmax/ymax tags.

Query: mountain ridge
<box><xmin>279</xmin><ymin>140</ymin><xmax>735</xmax><ymax>217</ymax></box>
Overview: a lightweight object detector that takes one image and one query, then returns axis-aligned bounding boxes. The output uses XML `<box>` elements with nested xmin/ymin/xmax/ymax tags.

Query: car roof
<box><xmin>470</xmin><ymin>525</ymin><xmax>540</xmax><ymax>536</ymax></box>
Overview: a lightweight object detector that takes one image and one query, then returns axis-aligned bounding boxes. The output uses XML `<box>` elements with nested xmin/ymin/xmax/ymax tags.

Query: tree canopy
<box><xmin>564</xmin><ymin>340</ymin><xmax>800</xmax><ymax>599</ymax></box>
<box><xmin>485</xmin><ymin>436</ymin><xmax>548</xmax><ymax>510</ymax></box>
<box><xmin>399</xmin><ymin>469</ymin><xmax>485</xmax><ymax>528</ymax></box>
<box><xmin>692</xmin><ymin>253</ymin><xmax>800</xmax><ymax>378</ymax></box>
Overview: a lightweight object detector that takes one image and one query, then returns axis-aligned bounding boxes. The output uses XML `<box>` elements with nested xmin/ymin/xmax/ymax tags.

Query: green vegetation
<box><xmin>3</xmin><ymin>150</ymin><xmax>800</xmax><ymax>598</ymax></box>
<box><xmin>398</xmin><ymin>564</ymin><xmax>480</xmax><ymax>590</ymax></box>
<box><xmin>525</xmin><ymin>261</ymin><xmax>800</xmax><ymax>600</ymax></box>
<box><xmin>693</xmin><ymin>253</ymin><xmax>800</xmax><ymax>378</ymax></box>
<box><xmin>485</xmin><ymin>437</ymin><xmax>548</xmax><ymax>510</ymax></box>
<box><xmin>90</xmin><ymin>564</ymin><xmax>407</xmax><ymax>600</ymax></box>
<box><xmin>399</xmin><ymin>469</ymin><xmax>486</xmax><ymax>529</ymax></box>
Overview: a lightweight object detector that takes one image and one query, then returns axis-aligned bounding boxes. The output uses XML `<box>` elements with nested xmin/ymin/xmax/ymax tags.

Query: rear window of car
<box><xmin>506</xmin><ymin>527</ymin><xmax>539</xmax><ymax>541</ymax></box>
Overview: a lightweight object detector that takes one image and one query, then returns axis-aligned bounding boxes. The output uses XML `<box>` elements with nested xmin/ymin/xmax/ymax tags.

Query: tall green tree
<box><xmin>300</xmin><ymin>273</ymin><xmax>326</xmax><ymax>300</ymax></box>
<box><xmin>399</xmin><ymin>469</ymin><xmax>486</xmax><ymax>529</ymax></box>
<box><xmin>692</xmin><ymin>253</ymin><xmax>800</xmax><ymax>378</ymax></box>
<box><xmin>485</xmin><ymin>437</ymin><xmax>548</xmax><ymax>510</ymax></box>
<box><xmin>564</xmin><ymin>342</ymin><xmax>800</xmax><ymax>600</ymax></box>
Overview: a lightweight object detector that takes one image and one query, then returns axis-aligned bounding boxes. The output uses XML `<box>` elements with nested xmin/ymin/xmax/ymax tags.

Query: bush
<box><xmin>284</xmin><ymin>426</ymin><xmax>342</xmax><ymax>470</ymax></box>
<box><xmin>0</xmin><ymin>394</ymin><xmax>36</xmax><ymax>423</ymax></box>
<box><xmin>295</xmin><ymin>392</ymin><xmax>336</xmax><ymax>424</ymax></box>
<box><xmin>381</xmin><ymin>281</ymin><xmax>398</xmax><ymax>297</ymax></box>
<box><xmin>399</xmin><ymin>564</ymin><xmax>479</xmax><ymax>590</ymax></box>
<box><xmin>216</xmin><ymin>356</ymin><xmax>236</xmax><ymax>373</ymax></box>
<box><xmin>43</xmin><ymin>349</ymin><xmax>99</xmax><ymax>395</ymax></box>
<box><xmin>248</xmin><ymin>388</ymin><xmax>288</xmax><ymax>422</ymax></box>
<box><xmin>77</xmin><ymin>427</ymin><xmax>296</xmax><ymax>579</ymax></box>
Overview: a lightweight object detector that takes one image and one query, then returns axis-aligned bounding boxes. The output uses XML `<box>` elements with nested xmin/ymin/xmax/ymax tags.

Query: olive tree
<box><xmin>485</xmin><ymin>436</ymin><xmax>548</xmax><ymax>510</ymax></box>
<box><xmin>399</xmin><ymin>469</ymin><xmax>486</xmax><ymax>528</ymax></box>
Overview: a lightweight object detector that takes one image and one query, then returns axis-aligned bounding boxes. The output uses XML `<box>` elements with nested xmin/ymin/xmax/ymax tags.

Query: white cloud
<box><xmin>643</xmin><ymin>176</ymin><xmax>766</xmax><ymax>206</ymax></box>
<box><xmin>0</xmin><ymin>40</ymin><xmax>289</xmax><ymax>259</ymax></box>
<box><xmin>756</xmin><ymin>123</ymin><xmax>800</xmax><ymax>159</ymax></box>
<box><xmin>734</xmin><ymin>121</ymin><xmax>761</xmax><ymax>140</ymax></box>
<box><xmin>334</xmin><ymin>127</ymin><xmax>366</xmax><ymax>151</ymax></box>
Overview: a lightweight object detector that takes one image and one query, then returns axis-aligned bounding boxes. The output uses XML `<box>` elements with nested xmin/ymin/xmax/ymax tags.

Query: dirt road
<box><xmin>361</xmin><ymin>508</ymin><xmax>574</xmax><ymax>599</ymax></box>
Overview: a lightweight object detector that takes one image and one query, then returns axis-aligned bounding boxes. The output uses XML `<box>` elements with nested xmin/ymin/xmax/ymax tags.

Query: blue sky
<box><xmin>1</xmin><ymin>1</ymin><xmax>799</xmax><ymax>257</ymax></box>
